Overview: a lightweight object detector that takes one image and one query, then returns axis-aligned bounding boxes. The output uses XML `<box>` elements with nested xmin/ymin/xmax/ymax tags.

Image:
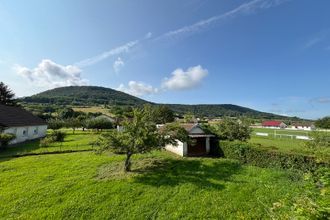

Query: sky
<box><xmin>0</xmin><ymin>0</ymin><xmax>330</xmax><ymax>119</ymax></box>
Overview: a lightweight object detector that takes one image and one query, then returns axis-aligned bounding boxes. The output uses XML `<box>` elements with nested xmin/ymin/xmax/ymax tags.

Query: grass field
<box><xmin>253</xmin><ymin>127</ymin><xmax>312</xmax><ymax>136</ymax></box>
<box><xmin>0</xmin><ymin>150</ymin><xmax>306</xmax><ymax>219</ymax></box>
<box><xmin>250</xmin><ymin>128</ymin><xmax>330</xmax><ymax>159</ymax></box>
<box><xmin>0</xmin><ymin>130</ymin><xmax>99</xmax><ymax>158</ymax></box>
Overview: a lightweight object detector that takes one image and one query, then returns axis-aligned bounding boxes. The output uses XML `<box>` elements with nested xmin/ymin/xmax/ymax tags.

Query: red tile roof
<box><xmin>262</xmin><ymin>120</ymin><xmax>283</xmax><ymax>127</ymax></box>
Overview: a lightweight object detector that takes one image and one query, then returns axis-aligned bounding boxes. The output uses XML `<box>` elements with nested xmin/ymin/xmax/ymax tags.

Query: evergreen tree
<box><xmin>0</xmin><ymin>82</ymin><xmax>16</xmax><ymax>106</ymax></box>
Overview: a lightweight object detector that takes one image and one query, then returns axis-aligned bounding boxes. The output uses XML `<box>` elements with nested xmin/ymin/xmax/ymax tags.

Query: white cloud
<box><xmin>75</xmin><ymin>40</ymin><xmax>138</xmax><ymax>67</ymax></box>
<box><xmin>113</xmin><ymin>57</ymin><xmax>125</xmax><ymax>73</ymax></box>
<box><xmin>117</xmin><ymin>81</ymin><xmax>158</xmax><ymax>97</ymax></box>
<box><xmin>145</xmin><ymin>32</ymin><xmax>152</xmax><ymax>39</ymax></box>
<box><xmin>157</xmin><ymin>0</ymin><xmax>289</xmax><ymax>40</ymax></box>
<box><xmin>162</xmin><ymin>65</ymin><xmax>208</xmax><ymax>90</ymax></box>
<box><xmin>15</xmin><ymin>59</ymin><xmax>88</xmax><ymax>88</ymax></box>
<box><xmin>304</xmin><ymin>30</ymin><xmax>330</xmax><ymax>49</ymax></box>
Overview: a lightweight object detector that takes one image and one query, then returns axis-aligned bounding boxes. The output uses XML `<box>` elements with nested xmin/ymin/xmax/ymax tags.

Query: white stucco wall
<box><xmin>165</xmin><ymin>140</ymin><xmax>187</xmax><ymax>156</ymax></box>
<box><xmin>206</xmin><ymin>137</ymin><xmax>210</xmax><ymax>153</ymax></box>
<box><xmin>3</xmin><ymin>125</ymin><xmax>47</xmax><ymax>144</ymax></box>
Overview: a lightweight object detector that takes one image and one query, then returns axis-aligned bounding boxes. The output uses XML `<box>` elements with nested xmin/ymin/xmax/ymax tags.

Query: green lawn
<box><xmin>253</xmin><ymin>127</ymin><xmax>312</xmax><ymax>136</ymax></box>
<box><xmin>0</xmin><ymin>130</ymin><xmax>100</xmax><ymax>158</ymax></box>
<box><xmin>250</xmin><ymin>128</ymin><xmax>330</xmax><ymax>159</ymax></box>
<box><xmin>0</xmin><ymin>150</ymin><xmax>306</xmax><ymax>219</ymax></box>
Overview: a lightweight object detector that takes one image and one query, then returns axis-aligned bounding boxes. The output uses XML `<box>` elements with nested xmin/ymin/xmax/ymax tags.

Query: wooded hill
<box><xmin>20</xmin><ymin>86</ymin><xmax>297</xmax><ymax>119</ymax></box>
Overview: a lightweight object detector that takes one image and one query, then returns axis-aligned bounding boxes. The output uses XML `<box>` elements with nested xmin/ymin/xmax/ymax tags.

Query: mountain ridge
<box><xmin>20</xmin><ymin>86</ymin><xmax>299</xmax><ymax>120</ymax></box>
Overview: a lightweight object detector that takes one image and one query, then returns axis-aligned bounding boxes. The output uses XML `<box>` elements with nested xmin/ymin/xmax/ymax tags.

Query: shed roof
<box><xmin>0</xmin><ymin>104</ymin><xmax>46</xmax><ymax>127</ymax></box>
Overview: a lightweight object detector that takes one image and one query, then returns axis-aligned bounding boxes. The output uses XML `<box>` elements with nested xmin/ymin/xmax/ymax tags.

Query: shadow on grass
<box><xmin>132</xmin><ymin>158</ymin><xmax>242</xmax><ymax>190</ymax></box>
<box><xmin>0</xmin><ymin>139</ymin><xmax>41</xmax><ymax>159</ymax></box>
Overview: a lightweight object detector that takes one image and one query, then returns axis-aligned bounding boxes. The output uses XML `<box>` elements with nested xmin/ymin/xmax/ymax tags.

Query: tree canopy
<box><xmin>206</xmin><ymin>118</ymin><xmax>252</xmax><ymax>141</ymax></box>
<box><xmin>315</xmin><ymin>117</ymin><xmax>330</xmax><ymax>129</ymax></box>
<box><xmin>0</xmin><ymin>82</ymin><xmax>16</xmax><ymax>106</ymax></box>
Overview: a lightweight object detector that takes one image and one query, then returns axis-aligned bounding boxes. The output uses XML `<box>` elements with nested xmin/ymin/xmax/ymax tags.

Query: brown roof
<box><xmin>0</xmin><ymin>104</ymin><xmax>47</xmax><ymax>127</ymax></box>
<box><xmin>179</xmin><ymin>123</ymin><xmax>199</xmax><ymax>132</ymax></box>
<box><xmin>158</xmin><ymin>123</ymin><xmax>200</xmax><ymax>133</ymax></box>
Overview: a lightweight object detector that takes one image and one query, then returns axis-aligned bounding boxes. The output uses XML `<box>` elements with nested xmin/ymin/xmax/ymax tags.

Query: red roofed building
<box><xmin>262</xmin><ymin>120</ymin><xmax>287</xmax><ymax>129</ymax></box>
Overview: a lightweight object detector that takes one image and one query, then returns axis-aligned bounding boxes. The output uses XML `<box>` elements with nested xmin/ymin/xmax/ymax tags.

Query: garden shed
<box><xmin>163</xmin><ymin>123</ymin><xmax>214</xmax><ymax>157</ymax></box>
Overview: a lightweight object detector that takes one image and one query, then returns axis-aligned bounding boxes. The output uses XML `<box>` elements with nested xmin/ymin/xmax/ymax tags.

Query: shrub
<box><xmin>48</xmin><ymin>130</ymin><xmax>66</xmax><ymax>142</ymax></box>
<box><xmin>0</xmin><ymin>133</ymin><xmax>16</xmax><ymax>149</ymax></box>
<box><xmin>306</xmin><ymin>131</ymin><xmax>330</xmax><ymax>149</ymax></box>
<box><xmin>39</xmin><ymin>137</ymin><xmax>52</xmax><ymax>148</ymax></box>
<box><xmin>219</xmin><ymin>141</ymin><xmax>329</xmax><ymax>172</ymax></box>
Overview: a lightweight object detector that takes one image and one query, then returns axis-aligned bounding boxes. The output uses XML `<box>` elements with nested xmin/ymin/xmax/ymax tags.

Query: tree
<box><xmin>111</xmin><ymin>106</ymin><xmax>133</xmax><ymax>125</ymax></box>
<box><xmin>66</xmin><ymin>118</ymin><xmax>82</xmax><ymax>134</ymax></box>
<box><xmin>47</xmin><ymin>119</ymin><xmax>65</xmax><ymax>130</ymax></box>
<box><xmin>0</xmin><ymin>82</ymin><xmax>16</xmax><ymax>106</ymax></box>
<box><xmin>58</xmin><ymin>108</ymin><xmax>75</xmax><ymax>119</ymax></box>
<box><xmin>85</xmin><ymin>116</ymin><xmax>113</xmax><ymax>131</ymax></box>
<box><xmin>95</xmin><ymin>107</ymin><xmax>189</xmax><ymax>172</ymax></box>
<box><xmin>209</xmin><ymin>118</ymin><xmax>252</xmax><ymax>141</ymax></box>
<box><xmin>153</xmin><ymin>105</ymin><xmax>175</xmax><ymax>124</ymax></box>
<box><xmin>183</xmin><ymin>112</ymin><xmax>196</xmax><ymax>123</ymax></box>
<box><xmin>315</xmin><ymin>117</ymin><xmax>330</xmax><ymax>129</ymax></box>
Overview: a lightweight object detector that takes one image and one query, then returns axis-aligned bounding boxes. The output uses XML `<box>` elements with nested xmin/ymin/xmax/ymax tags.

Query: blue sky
<box><xmin>0</xmin><ymin>0</ymin><xmax>329</xmax><ymax>119</ymax></box>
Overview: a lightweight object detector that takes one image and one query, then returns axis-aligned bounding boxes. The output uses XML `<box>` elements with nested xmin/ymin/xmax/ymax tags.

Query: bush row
<box><xmin>217</xmin><ymin>141</ymin><xmax>329</xmax><ymax>172</ymax></box>
<box><xmin>0</xmin><ymin>133</ymin><xmax>16</xmax><ymax>149</ymax></box>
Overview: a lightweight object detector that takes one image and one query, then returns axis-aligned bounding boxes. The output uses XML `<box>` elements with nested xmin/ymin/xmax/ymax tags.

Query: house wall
<box><xmin>4</xmin><ymin>125</ymin><xmax>47</xmax><ymax>144</ymax></box>
<box><xmin>262</xmin><ymin>126</ymin><xmax>281</xmax><ymax>129</ymax></box>
<box><xmin>289</xmin><ymin>125</ymin><xmax>313</xmax><ymax>131</ymax></box>
<box><xmin>165</xmin><ymin>140</ymin><xmax>187</xmax><ymax>156</ymax></box>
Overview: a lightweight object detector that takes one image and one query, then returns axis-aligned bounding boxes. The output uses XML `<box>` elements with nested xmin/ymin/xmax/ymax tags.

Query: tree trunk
<box><xmin>124</xmin><ymin>151</ymin><xmax>132</xmax><ymax>172</ymax></box>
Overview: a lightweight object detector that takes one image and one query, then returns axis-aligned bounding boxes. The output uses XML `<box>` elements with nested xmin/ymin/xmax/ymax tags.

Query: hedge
<box><xmin>218</xmin><ymin>141</ymin><xmax>329</xmax><ymax>173</ymax></box>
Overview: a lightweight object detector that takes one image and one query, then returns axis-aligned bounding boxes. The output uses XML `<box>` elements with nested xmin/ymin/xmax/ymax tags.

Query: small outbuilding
<box><xmin>164</xmin><ymin>123</ymin><xmax>214</xmax><ymax>157</ymax></box>
<box><xmin>0</xmin><ymin>104</ymin><xmax>47</xmax><ymax>145</ymax></box>
<box><xmin>290</xmin><ymin>123</ymin><xmax>315</xmax><ymax>131</ymax></box>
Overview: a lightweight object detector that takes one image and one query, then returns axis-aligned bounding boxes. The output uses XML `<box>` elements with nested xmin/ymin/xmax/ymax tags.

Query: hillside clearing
<box><xmin>72</xmin><ymin>106</ymin><xmax>114</xmax><ymax>117</ymax></box>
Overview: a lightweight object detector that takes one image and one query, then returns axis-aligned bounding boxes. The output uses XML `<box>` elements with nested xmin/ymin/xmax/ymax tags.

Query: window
<box><xmin>23</xmin><ymin>130</ymin><xmax>27</xmax><ymax>136</ymax></box>
<box><xmin>34</xmin><ymin>127</ymin><xmax>38</xmax><ymax>135</ymax></box>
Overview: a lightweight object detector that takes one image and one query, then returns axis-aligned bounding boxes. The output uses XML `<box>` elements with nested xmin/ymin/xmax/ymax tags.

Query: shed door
<box><xmin>188</xmin><ymin>137</ymin><xmax>206</xmax><ymax>156</ymax></box>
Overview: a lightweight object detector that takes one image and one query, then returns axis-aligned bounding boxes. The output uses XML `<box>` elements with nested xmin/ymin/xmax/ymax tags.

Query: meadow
<box><xmin>72</xmin><ymin>106</ymin><xmax>114</xmax><ymax>117</ymax></box>
<box><xmin>0</xmin><ymin>130</ymin><xmax>99</xmax><ymax>158</ymax></box>
<box><xmin>0</xmin><ymin>130</ymin><xmax>327</xmax><ymax>219</ymax></box>
<box><xmin>0</xmin><ymin>150</ymin><xmax>306</xmax><ymax>219</ymax></box>
<box><xmin>250</xmin><ymin>128</ymin><xmax>330</xmax><ymax>159</ymax></box>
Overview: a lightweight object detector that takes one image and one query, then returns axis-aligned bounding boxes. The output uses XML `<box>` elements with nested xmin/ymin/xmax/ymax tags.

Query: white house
<box><xmin>163</xmin><ymin>123</ymin><xmax>214</xmax><ymax>157</ymax></box>
<box><xmin>0</xmin><ymin>104</ymin><xmax>47</xmax><ymax>145</ymax></box>
<box><xmin>289</xmin><ymin>123</ymin><xmax>315</xmax><ymax>131</ymax></box>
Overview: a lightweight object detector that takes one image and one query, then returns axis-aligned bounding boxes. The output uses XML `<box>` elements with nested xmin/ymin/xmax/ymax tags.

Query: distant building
<box><xmin>0</xmin><ymin>104</ymin><xmax>47</xmax><ymax>145</ymax></box>
<box><xmin>290</xmin><ymin>123</ymin><xmax>315</xmax><ymax>131</ymax></box>
<box><xmin>162</xmin><ymin>123</ymin><xmax>214</xmax><ymax>157</ymax></box>
<box><xmin>262</xmin><ymin>120</ymin><xmax>287</xmax><ymax>129</ymax></box>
